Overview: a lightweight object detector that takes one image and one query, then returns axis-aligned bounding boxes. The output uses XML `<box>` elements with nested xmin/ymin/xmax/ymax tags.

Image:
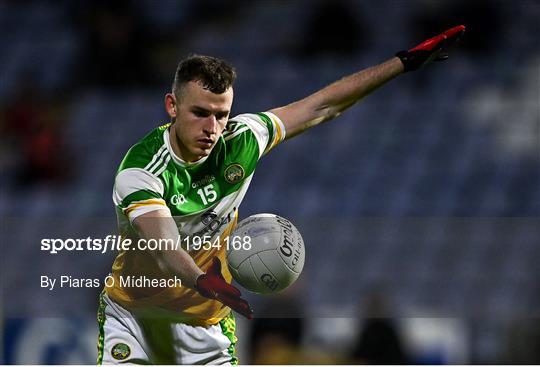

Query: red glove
<box><xmin>196</xmin><ymin>257</ymin><xmax>253</xmax><ymax>319</ymax></box>
<box><xmin>396</xmin><ymin>25</ymin><xmax>466</xmax><ymax>72</ymax></box>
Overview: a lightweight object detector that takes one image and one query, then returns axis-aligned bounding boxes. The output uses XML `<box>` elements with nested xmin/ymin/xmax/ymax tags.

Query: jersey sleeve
<box><xmin>113</xmin><ymin>168</ymin><xmax>171</xmax><ymax>222</ymax></box>
<box><xmin>227</xmin><ymin>111</ymin><xmax>286</xmax><ymax>158</ymax></box>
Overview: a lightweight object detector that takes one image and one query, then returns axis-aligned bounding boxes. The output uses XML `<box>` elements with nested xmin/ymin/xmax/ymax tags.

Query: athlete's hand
<box><xmin>196</xmin><ymin>257</ymin><xmax>253</xmax><ymax>319</ymax></box>
<box><xmin>396</xmin><ymin>25</ymin><xmax>466</xmax><ymax>72</ymax></box>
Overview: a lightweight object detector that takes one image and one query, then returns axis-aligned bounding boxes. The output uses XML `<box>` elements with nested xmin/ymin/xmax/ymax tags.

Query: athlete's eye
<box><xmin>216</xmin><ymin>113</ymin><xmax>228</xmax><ymax>121</ymax></box>
<box><xmin>193</xmin><ymin>109</ymin><xmax>210</xmax><ymax>118</ymax></box>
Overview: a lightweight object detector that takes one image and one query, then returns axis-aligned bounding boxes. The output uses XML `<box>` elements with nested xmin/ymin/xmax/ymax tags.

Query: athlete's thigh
<box><xmin>97</xmin><ymin>293</ymin><xmax>151</xmax><ymax>365</ymax></box>
<box><xmin>176</xmin><ymin>314</ymin><xmax>238</xmax><ymax>365</ymax></box>
<box><xmin>139</xmin><ymin>314</ymin><xmax>237</xmax><ymax>365</ymax></box>
<box><xmin>170</xmin><ymin>323</ymin><xmax>234</xmax><ymax>365</ymax></box>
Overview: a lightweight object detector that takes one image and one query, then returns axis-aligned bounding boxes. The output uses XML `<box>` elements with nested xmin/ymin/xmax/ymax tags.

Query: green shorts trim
<box><xmin>96</xmin><ymin>290</ymin><xmax>107</xmax><ymax>365</ymax></box>
<box><xmin>219</xmin><ymin>313</ymin><xmax>238</xmax><ymax>365</ymax></box>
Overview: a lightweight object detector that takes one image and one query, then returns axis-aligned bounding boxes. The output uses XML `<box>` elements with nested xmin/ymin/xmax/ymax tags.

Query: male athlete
<box><xmin>98</xmin><ymin>25</ymin><xmax>465</xmax><ymax>364</ymax></box>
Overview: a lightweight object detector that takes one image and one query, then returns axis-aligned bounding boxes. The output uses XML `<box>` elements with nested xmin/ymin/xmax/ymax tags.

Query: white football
<box><xmin>226</xmin><ymin>213</ymin><xmax>305</xmax><ymax>294</ymax></box>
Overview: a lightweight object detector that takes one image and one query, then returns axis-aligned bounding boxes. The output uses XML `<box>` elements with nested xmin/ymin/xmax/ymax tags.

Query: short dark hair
<box><xmin>172</xmin><ymin>54</ymin><xmax>236</xmax><ymax>98</ymax></box>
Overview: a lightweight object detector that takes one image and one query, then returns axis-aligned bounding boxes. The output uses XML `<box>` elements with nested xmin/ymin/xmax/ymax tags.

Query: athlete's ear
<box><xmin>165</xmin><ymin>93</ymin><xmax>177</xmax><ymax>119</ymax></box>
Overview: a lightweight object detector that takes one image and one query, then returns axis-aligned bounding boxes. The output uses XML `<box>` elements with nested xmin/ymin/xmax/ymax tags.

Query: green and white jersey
<box><xmin>112</xmin><ymin>111</ymin><xmax>285</xmax><ymax>242</ymax></box>
<box><xmin>109</xmin><ymin>112</ymin><xmax>284</xmax><ymax>321</ymax></box>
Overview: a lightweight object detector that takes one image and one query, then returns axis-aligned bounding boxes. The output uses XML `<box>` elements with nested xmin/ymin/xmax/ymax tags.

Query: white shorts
<box><xmin>97</xmin><ymin>291</ymin><xmax>237</xmax><ymax>365</ymax></box>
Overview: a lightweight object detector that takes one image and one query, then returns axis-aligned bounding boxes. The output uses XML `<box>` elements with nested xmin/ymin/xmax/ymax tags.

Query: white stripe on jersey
<box><xmin>148</xmin><ymin>149</ymin><xmax>169</xmax><ymax>174</ymax></box>
<box><xmin>154</xmin><ymin>154</ymin><xmax>172</xmax><ymax>177</ymax></box>
<box><xmin>127</xmin><ymin>203</ymin><xmax>171</xmax><ymax>223</ymax></box>
<box><xmin>224</xmin><ymin>127</ymin><xmax>250</xmax><ymax>141</ymax></box>
<box><xmin>144</xmin><ymin>144</ymin><xmax>167</xmax><ymax>171</ymax></box>
<box><xmin>113</xmin><ymin>168</ymin><xmax>165</xmax><ymax>206</ymax></box>
<box><xmin>222</xmin><ymin>121</ymin><xmax>244</xmax><ymax>137</ymax></box>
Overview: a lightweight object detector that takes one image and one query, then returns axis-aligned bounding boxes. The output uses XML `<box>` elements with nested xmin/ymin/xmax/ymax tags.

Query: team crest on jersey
<box><xmin>224</xmin><ymin>163</ymin><xmax>245</xmax><ymax>184</ymax></box>
<box><xmin>111</xmin><ymin>343</ymin><xmax>131</xmax><ymax>360</ymax></box>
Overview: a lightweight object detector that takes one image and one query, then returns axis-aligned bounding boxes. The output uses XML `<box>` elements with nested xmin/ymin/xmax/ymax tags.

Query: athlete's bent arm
<box><xmin>133</xmin><ymin>209</ymin><xmax>203</xmax><ymax>288</ymax></box>
<box><xmin>133</xmin><ymin>210</ymin><xmax>254</xmax><ymax>318</ymax></box>
<box><xmin>271</xmin><ymin>25</ymin><xmax>466</xmax><ymax>139</ymax></box>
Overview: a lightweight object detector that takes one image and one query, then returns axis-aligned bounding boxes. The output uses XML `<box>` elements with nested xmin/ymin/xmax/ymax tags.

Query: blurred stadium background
<box><xmin>1</xmin><ymin>0</ymin><xmax>539</xmax><ymax>364</ymax></box>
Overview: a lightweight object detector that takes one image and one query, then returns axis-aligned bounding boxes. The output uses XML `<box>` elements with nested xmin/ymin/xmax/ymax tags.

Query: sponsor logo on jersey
<box><xmin>192</xmin><ymin>174</ymin><xmax>216</xmax><ymax>188</ymax></box>
<box><xmin>201</xmin><ymin>211</ymin><xmax>219</xmax><ymax>226</ymax></box>
<box><xmin>111</xmin><ymin>343</ymin><xmax>131</xmax><ymax>360</ymax></box>
<box><xmin>224</xmin><ymin>164</ymin><xmax>245</xmax><ymax>184</ymax></box>
<box><xmin>171</xmin><ymin>194</ymin><xmax>187</xmax><ymax>206</ymax></box>
<box><xmin>190</xmin><ymin>207</ymin><xmax>238</xmax><ymax>239</ymax></box>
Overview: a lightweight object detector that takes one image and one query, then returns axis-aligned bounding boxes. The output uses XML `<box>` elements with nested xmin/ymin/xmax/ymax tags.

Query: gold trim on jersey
<box><xmin>125</xmin><ymin>199</ymin><xmax>167</xmax><ymax>216</ymax></box>
<box><xmin>265</xmin><ymin>113</ymin><xmax>285</xmax><ymax>154</ymax></box>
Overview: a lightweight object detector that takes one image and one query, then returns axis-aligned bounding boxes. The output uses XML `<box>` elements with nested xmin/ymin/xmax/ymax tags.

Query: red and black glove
<box><xmin>195</xmin><ymin>257</ymin><xmax>253</xmax><ymax>319</ymax></box>
<box><xmin>396</xmin><ymin>25</ymin><xmax>466</xmax><ymax>72</ymax></box>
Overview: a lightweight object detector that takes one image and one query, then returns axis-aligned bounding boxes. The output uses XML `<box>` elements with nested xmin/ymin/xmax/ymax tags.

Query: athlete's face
<box><xmin>165</xmin><ymin>81</ymin><xmax>233</xmax><ymax>162</ymax></box>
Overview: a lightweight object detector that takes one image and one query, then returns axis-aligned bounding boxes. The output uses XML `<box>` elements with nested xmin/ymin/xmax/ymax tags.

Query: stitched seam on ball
<box><xmin>249</xmin><ymin>257</ymin><xmax>266</xmax><ymax>291</ymax></box>
<box><xmin>236</xmin><ymin>248</ymin><xmax>302</xmax><ymax>275</ymax></box>
<box><xmin>230</xmin><ymin>248</ymin><xmax>273</xmax><ymax>270</ymax></box>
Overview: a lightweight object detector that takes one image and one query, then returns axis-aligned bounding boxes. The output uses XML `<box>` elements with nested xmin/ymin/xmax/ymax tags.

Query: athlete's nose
<box><xmin>203</xmin><ymin>116</ymin><xmax>217</xmax><ymax>135</ymax></box>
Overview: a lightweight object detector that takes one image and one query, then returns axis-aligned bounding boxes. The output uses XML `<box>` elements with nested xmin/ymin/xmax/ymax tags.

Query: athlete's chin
<box><xmin>190</xmin><ymin>146</ymin><xmax>213</xmax><ymax>160</ymax></box>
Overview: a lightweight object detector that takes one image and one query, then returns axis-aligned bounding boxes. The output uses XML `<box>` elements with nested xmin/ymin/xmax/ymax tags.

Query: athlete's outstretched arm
<box><xmin>271</xmin><ymin>25</ymin><xmax>465</xmax><ymax>139</ymax></box>
<box><xmin>271</xmin><ymin>58</ymin><xmax>403</xmax><ymax>139</ymax></box>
